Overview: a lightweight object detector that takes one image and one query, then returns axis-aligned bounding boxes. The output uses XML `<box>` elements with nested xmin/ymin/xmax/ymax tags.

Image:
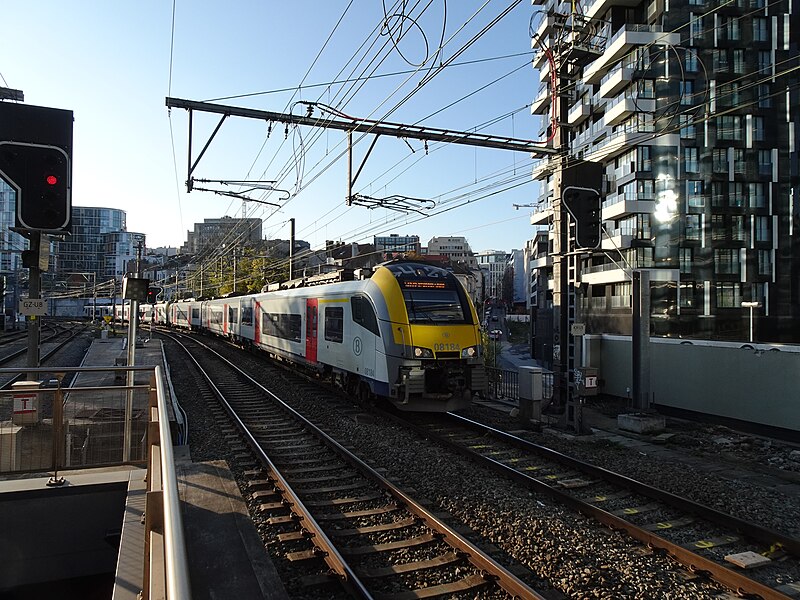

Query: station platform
<box><xmin>0</xmin><ymin>335</ymin><xmax>287</xmax><ymax>600</ymax></box>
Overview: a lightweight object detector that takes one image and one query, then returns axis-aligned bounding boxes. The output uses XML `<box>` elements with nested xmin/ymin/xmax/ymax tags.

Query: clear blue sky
<box><xmin>2</xmin><ymin>1</ymin><xmax>547</xmax><ymax>255</ymax></box>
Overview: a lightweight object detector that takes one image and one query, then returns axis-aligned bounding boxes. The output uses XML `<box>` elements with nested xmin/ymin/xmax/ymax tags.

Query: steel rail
<box><xmin>166</xmin><ymin>332</ymin><xmax>373</xmax><ymax>599</ymax></box>
<box><xmin>168</xmin><ymin>331</ymin><xmax>548</xmax><ymax>600</ymax></box>
<box><xmin>402</xmin><ymin>412</ymin><xmax>797</xmax><ymax>600</ymax></box>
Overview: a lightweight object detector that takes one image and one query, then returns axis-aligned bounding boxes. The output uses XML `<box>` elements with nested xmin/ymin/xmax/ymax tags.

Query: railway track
<box><xmin>399</xmin><ymin>412</ymin><xmax>800</xmax><ymax>600</ymax></box>
<box><xmin>165</xmin><ymin>331</ymin><xmax>549</xmax><ymax>600</ymax></box>
<box><xmin>0</xmin><ymin>322</ymin><xmax>87</xmax><ymax>388</ymax></box>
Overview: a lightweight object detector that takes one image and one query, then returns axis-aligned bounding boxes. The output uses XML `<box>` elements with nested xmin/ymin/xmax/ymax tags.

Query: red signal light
<box><xmin>46</xmin><ymin>175</ymin><xmax>58</xmax><ymax>186</ymax></box>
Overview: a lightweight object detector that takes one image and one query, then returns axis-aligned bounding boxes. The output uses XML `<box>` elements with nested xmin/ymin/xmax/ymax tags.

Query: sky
<box><xmin>1</xmin><ymin>1</ymin><xmax>548</xmax><ymax>256</ymax></box>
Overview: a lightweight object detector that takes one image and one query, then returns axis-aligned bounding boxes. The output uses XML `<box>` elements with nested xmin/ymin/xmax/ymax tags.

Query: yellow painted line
<box><xmin>318</xmin><ymin>298</ymin><xmax>348</xmax><ymax>304</ymax></box>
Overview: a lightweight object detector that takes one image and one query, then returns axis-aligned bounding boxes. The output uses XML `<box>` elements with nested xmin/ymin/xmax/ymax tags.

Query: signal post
<box><xmin>0</xmin><ymin>101</ymin><xmax>73</xmax><ymax>377</ymax></box>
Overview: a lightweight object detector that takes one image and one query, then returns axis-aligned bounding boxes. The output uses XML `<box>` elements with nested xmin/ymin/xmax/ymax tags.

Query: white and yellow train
<box><xmin>151</xmin><ymin>261</ymin><xmax>487</xmax><ymax>412</ymax></box>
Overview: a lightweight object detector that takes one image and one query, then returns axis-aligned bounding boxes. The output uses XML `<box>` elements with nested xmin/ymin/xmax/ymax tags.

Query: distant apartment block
<box><xmin>181</xmin><ymin>216</ymin><xmax>262</xmax><ymax>255</ymax></box>
<box><xmin>374</xmin><ymin>234</ymin><xmax>421</xmax><ymax>256</ymax></box>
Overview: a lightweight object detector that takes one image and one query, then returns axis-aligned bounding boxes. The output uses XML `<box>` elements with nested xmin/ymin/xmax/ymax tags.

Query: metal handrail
<box><xmin>147</xmin><ymin>366</ymin><xmax>191</xmax><ymax>599</ymax></box>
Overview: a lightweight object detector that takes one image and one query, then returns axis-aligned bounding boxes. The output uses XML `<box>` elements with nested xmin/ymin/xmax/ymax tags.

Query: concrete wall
<box><xmin>584</xmin><ymin>335</ymin><xmax>800</xmax><ymax>432</ymax></box>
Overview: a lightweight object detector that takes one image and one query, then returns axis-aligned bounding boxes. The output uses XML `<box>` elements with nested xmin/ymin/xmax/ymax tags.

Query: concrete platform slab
<box><xmin>177</xmin><ymin>459</ymin><xmax>288</xmax><ymax>600</ymax></box>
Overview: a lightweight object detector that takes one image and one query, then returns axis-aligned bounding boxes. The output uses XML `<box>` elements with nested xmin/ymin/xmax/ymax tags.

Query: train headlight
<box><xmin>413</xmin><ymin>346</ymin><xmax>434</xmax><ymax>359</ymax></box>
<box><xmin>461</xmin><ymin>345</ymin><xmax>480</xmax><ymax>358</ymax></box>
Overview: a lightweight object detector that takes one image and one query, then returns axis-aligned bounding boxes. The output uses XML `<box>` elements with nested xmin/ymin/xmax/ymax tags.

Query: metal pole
<box><xmin>26</xmin><ymin>232</ymin><xmax>41</xmax><ymax>380</ymax></box>
<box><xmin>123</xmin><ymin>242</ymin><xmax>144</xmax><ymax>462</ymax></box>
<box><xmin>750</xmin><ymin>306</ymin><xmax>754</xmax><ymax>342</ymax></box>
<box><xmin>289</xmin><ymin>218</ymin><xmax>295</xmax><ymax>280</ymax></box>
<box><xmin>233</xmin><ymin>249</ymin><xmax>237</xmax><ymax>293</ymax></box>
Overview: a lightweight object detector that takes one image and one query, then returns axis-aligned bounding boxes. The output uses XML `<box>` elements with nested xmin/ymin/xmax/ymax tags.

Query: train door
<box><xmin>351</xmin><ymin>295</ymin><xmax>376</xmax><ymax>380</ymax></box>
<box><xmin>305</xmin><ymin>298</ymin><xmax>318</xmax><ymax>363</ymax></box>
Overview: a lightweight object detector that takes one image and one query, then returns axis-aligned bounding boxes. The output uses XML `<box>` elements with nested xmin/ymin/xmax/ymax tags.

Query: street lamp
<box><xmin>741</xmin><ymin>301</ymin><xmax>761</xmax><ymax>343</ymax></box>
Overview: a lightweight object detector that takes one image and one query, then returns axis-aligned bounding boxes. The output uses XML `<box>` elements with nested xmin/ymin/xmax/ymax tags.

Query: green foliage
<box><xmin>188</xmin><ymin>249</ymin><xmax>289</xmax><ymax>298</ymax></box>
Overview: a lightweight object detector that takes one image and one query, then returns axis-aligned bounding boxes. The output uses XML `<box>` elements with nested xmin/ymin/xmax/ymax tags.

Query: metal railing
<box><xmin>0</xmin><ymin>365</ymin><xmax>190</xmax><ymax>600</ymax></box>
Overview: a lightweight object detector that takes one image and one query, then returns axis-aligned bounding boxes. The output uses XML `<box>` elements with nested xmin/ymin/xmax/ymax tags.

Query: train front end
<box><xmin>372</xmin><ymin>261</ymin><xmax>487</xmax><ymax>412</ymax></box>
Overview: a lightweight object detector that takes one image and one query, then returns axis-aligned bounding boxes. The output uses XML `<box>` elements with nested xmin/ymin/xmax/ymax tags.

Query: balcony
<box><xmin>599</xmin><ymin>65</ymin><xmax>634</xmax><ymax>98</ymax></box>
<box><xmin>529</xmin><ymin>254</ymin><xmax>553</xmax><ymax>270</ymax></box>
<box><xmin>530</xmin><ymin>203</ymin><xmax>553</xmax><ymax>225</ymax></box>
<box><xmin>583</xmin><ymin>0</ymin><xmax>643</xmax><ymax>20</ymax></box>
<box><xmin>601</xmin><ymin>232</ymin><xmax>633</xmax><ymax>251</ymax></box>
<box><xmin>567</xmin><ymin>99</ymin><xmax>592</xmax><ymax>125</ymax></box>
<box><xmin>604</xmin><ymin>95</ymin><xmax>656</xmax><ymax>126</ymax></box>
<box><xmin>583</xmin><ymin>25</ymin><xmax>681</xmax><ymax>84</ymax></box>
<box><xmin>602</xmin><ymin>197</ymin><xmax>656</xmax><ymax>220</ymax></box>
<box><xmin>582</xmin><ymin>262</ymin><xmax>630</xmax><ymax>285</ymax></box>
<box><xmin>531</xmin><ymin>86</ymin><xmax>550</xmax><ymax>115</ymax></box>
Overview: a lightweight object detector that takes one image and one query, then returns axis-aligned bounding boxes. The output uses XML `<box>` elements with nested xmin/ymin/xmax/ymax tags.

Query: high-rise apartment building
<box><xmin>55</xmin><ymin>207</ymin><xmax>145</xmax><ymax>284</ymax></box>
<box><xmin>529</xmin><ymin>0</ymin><xmax>799</xmax><ymax>341</ymax></box>
<box><xmin>181</xmin><ymin>216</ymin><xmax>262</xmax><ymax>255</ymax></box>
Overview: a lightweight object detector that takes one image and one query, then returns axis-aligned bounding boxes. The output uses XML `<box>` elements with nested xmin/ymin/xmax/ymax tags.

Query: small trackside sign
<box><xmin>19</xmin><ymin>299</ymin><xmax>48</xmax><ymax>316</ymax></box>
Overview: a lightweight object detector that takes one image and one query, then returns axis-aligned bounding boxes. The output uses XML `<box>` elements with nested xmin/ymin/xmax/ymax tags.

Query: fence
<box><xmin>486</xmin><ymin>366</ymin><xmax>554</xmax><ymax>404</ymax></box>
<box><xmin>0</xmin><ymin>365</ymin><xmax>190</xmax><ymax>599</ymax></box>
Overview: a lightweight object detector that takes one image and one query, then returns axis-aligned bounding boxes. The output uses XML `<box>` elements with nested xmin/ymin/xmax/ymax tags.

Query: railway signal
<box><xmin>563</xmin><ymin>186</ymin><xmax>602</xmax><ymax>249</ymax></box>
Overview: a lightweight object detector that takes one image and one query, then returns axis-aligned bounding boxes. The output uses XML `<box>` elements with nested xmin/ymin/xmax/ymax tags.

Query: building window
<box><xmin>611</xmin><ymin>282</ymin><xmax>632</xmax><ymax>307</ymax></box>
<box><xmin>680</xmin><ymin>281</ymin><xmax>697</xmax><ymax>308</ymax></box>
<box><xmin>685</xmin><ymin>215</ymin><xmax>701</xmax><ymax>240</ymax></box>
<box><xmin>758</xmin><ymin>149</ymin><xmax>772</xmax><ymax>176</ymax></box>
<box><xmin>680</xmin><ymin>247</ymin><xmax>693</xmax><ymax>272</ymax></box>
<box><xmin>733</xmin><ymin>149</ymin><xmax>746</xmax><ymax>175</ymax></box>
<box><xmin>680</xmin><ymin>80</ymin><xmax>694</xmax><ymax>105</ymax></box>
<box><xmin>638</xmin><ymin>179</ymin><xmax>654</xmax><ymax>200</ymax></box>
<box><xmin>716</xmin><ymin>283</ymin><xmax>741</xmax><ymax>307</ymax></box>
<box><xmin>755</xmin><ymin>216</ymin><xmax>770</xmax><ymax>242</ymax></box>
<box><xmin>712</xmin><ymin>50</ymin><xmax>728</xmax><ymax>73</ymax></box>
<box><xmin>757</xmin><ymin>249</ymin><xmax>771</xmax><ymax>275</ymax></box>
<box><xmin>712</xmin><ymin>215</ymin><xmax>727</xmax><ymax>241</ymax></box>
<box><xmin>749</xmin><ymin>182</ymin><xmax>766</xmax><ymax>208</ymax></box>
<box><xmin>732</xmin><ymin>49</ymin><xmax>746</xmax><ymax>74</ymax></box>
<box><xmin>687</xmin><ymin>180</ymin><xmax>705</xmax><ymax>207</ymax></box>
<box><xmin>753</xmin><ymin>18</ymin><xmax>768</xmax><ymax>42</ymax></box>
<box><xmin>684</xmin><ymin>48</ymin><xmax>699</xmax><ymax>72</ymax></box>
<box><xmin>637</xmin><ymin>146</ymin><xmax>652</xmax><ymax>171</ymax></box>
<box><xmin>712</xmin><ymin>182</ymin><xmax>725</xmax><ymax>207</ymax></box>
<box><xmin>715</xmin><ymin>249</ymin><xmax>740</xmax><ymax>274</ymax></box>
<box><xmin>680</xmin><ymin>114</ymin><xmax>696</xmax><ymax>138</ymax></box>
<box><xmin>684</xmin><ymin>147</ymin><xmax>699</xmax><ymax>173</ymax></box>
<box><xmin>726</xmin><ymin>17</ymin><xmax>740</xmax><ymax>40</ymax></box>
<box><xmin>757</xmin><ymin>84</ymin><xmax>771</xmax><ymax>108</ymax></box>
<box><xmin>712</xmin><ymin>149</ymin><xmax>727</xmax><ymax>173</ymax></box>
<box><xmin>730</xmin><ymin>182</ymin><xmax>745</xmax><ymax>207</ymax></box>
<box><xmin>758</xmin><ymin>50</ymin><xmax>771</xmax><ymax>73</ymax></box>
<box><xmin>717</xmin><ymin>116</ymin><xmax>742</xmax><ymax>140</ymax></box>
<box><xmin>752</xmin><ymin>116</ymin><xmax>765</xmax><ymax>142</ymax></box>
<box><xmin>690</xmin><ymin>16</ymin><xmax>703</xmax><ymax>39</ymax></box>
<box><xmin>732</xmin><ymin>215</ymin><xmax>745</xmax><ymax>241</ymax></box>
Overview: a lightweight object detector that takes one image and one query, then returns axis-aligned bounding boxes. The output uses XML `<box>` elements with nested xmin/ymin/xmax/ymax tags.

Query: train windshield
<box><xmin>403</xmin><ymin>288</ymin><xmax>467</xmax><ymax>323</ymax></box>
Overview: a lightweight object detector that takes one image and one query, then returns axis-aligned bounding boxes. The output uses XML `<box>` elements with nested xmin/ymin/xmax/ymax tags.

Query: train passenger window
<box><xmin>262</xmin><ymin>312</ymin><xmax>302</xmax><ymax>342</ymax></box>
<box><xmin>211</xmin><ymin>310</ymin><xmax>223</xmax><ymax>325</ymax></box>
<box><xmin>324</xmin><ymin>306</ymin><xmax>343</xmax><ymax>343</ymax></box>
<box><xmin>351</xmin><ymin>296</ymin><xmax>380</xmax><ymax>336</ymax></box>
<box><xmin>228</xmin><ymin>307</ymin><xmax>238</xmax><ymax>324</ymax></box>
<box><xmin>241</xmin><ymin>305</ymin><xmax>253</xmax><ymax>326</ymax></box>
<box><xmin>191</xmin><ymin>308</ymin><xmax>200</xmax><ymax>319</ymax></box>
